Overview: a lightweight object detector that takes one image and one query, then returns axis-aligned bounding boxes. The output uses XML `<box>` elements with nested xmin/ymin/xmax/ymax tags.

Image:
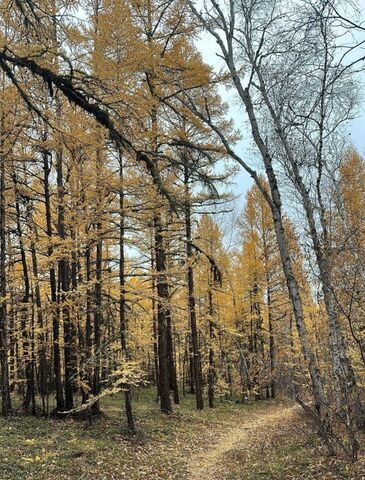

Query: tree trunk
<box><xmin>12</xmin><ymin>171</ymin><xmax>35</xmax><ymax>414</ymax></box>
<box><xmin>236</xmin><ymin>84</ymin><xmax>328</xmax><ymax>424</ymax></box>
<box><xmin>167</xmin><ymin>314</ymin><xmax>179</xmax><ymax>404</ymax></box>
<box><xmin>83</xmin><ymin>246</ymin><xmax>93</xmax><ymax>404</ymax></box>
<box><xmin>154</xmin><ymin>214</ymin><xmax>172</xmax><ymax>413</ymax></box>
<box><xmin>43</xmin><ymin>148</ymin><xmax>64</xmax><ymax>413</ymax></box>
<box><xmin>293</xmin><ymin>171</ymin><xmax>364</xmax><ymax>429</ymax></box>
<box><xmin>56</xmin><ymin>148</ymin><xmax>74</xmax><ymax>412</ymax></box>
<box><xmin>92</xmin><ymin>229</ymin><xmax>102</xmax><ymax>413</ymax></box>
<box><xmin>0</xmin><ymin>150</ymin><xmax>11</xmax><ymax>416</ymax></box>
<box><xmin>184</xmin><ymin>164</ymin><xmax>204</xmax><ymax>410</ymax></box>
<box><xmin>91</xmin><ymin>147</ymin><xmax>104</xmax><ymax>414</ymax></box>
<box><xmin>267</xmin><ymin>283</ymin><xmax>276</xmax><ymax>399</ymax></box>
<box><xmin>119</xmin><ymin>152</ymin><xmax>135</xmax><ymax>433</ymax></box>
<box><xmin>253</xmin><ymin>49</ymin><xmax>363</xmax><ymax>438</ymax></box>
<box><xmin>30</xmin><ymin>215</ymin><xmax>48</xmax><ymax>415</ymax></box>
<box><xmin>208</xmin><ymin>278</ymin><xmax>215</xmax><ymax>408</ymax></box>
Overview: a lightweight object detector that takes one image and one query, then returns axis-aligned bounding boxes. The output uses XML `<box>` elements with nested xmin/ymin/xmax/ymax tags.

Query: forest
<box><xmin>0</xmin><ymin>0</ymin><xmax>365</xmax><ymax>478</ymax></box>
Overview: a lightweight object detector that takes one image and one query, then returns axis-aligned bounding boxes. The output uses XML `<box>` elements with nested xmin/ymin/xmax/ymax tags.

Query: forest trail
<box><xmin>188</xmin><ymin>404</ymin><xmax>298</xmax><ymax>480</ymax></box>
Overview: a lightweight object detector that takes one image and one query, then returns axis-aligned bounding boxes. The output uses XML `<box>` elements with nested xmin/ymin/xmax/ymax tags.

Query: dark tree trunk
<box><xmin>119</xmin><ymin>152</ymin><xmax>135</xmax><ymax>433</ymax></box>
<box><xmin>13</xmin><ymin>172</ymin><xmax>35</xmax><ymax>414</ymax></box>
<box><xmin>184</xmin><ymin>165</ymin><xmax>204</xmax><ymax>410</ymax></box>
<box><xmin>30</xmin><ymin>219</ymin><xmax>48</xmax><ymax>415</ymax></box>
<box><xmin>91</xmin><ymin>149</ymin><xmax>103</xmax><ymax>414</ymax></box>
<box><xmin>82</xmin><ymin>246</ymin><xmax>93</xmax><ymax>404</ymax></box>
<box><xmin>150</xmin><ymin>240</ymin><xmax>160</xmax><ymax>399</ymax></box>
<box><xmin>70</xmin><ymin>241</ymin><xmax>79</xmax><ymax>395</ymax></box>
<box><xmin>43</xmin><ymin>148</ymin><xmax>64</xmax><ymax>413</ymax></box>
<box><xmin>92</xmin><ymin>231</ymin><xmax>102</xmax><ymax>412</ymax></box>
<box><xmin>167</xmin><ymin>314</ymin><xmax>179</xmax><ymax>404</ymax></box>
<box><xmin>189</xmin><ymin>337</ymin><xmax>195</xmax><ymax>394</ymax></box>
<box><xmin>208</xmin><ymin>279</ymin><xmax>215</xmax><ymax>408</ymax></box>
<box><xmin>154</xmin><ymin>214</ymin><xmax>172</xmax><ymax>413</ymax></box>
<box><xmin>56</xmin><ymin>149</ymin><xmax>74</xmax><ymax>412</ymax></box>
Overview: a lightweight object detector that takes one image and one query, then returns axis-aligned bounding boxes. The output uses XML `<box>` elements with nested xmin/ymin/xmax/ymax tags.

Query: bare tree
<box><xmin>179</xmin><ymin>0</ymin><xmax>364</xmax><ymax>458</ymax></box>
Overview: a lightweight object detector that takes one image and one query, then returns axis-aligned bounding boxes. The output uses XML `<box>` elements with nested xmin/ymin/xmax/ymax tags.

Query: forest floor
<box><xmin>0</xmin><ymin>389</ymin><xmax>365</xmax><ymax>480</ymax></box>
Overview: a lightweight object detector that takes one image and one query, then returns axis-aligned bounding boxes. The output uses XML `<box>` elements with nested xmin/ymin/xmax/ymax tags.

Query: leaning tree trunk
<box><xmin>183</xmin><ymin>8</ymin><xmax>330</xmax><ymax>434</ymax></box>
<box><xmin>293</xmin><ymin>168</ymin><xmax>364</xmax><ymax>431</ymax></box>
<box><xmin>253</xmin><ymin>49</ymin><xmax>363</xmax><ymax>440</ymax></box>
<box><xmin>234</xmin><ymin>82</ymin><xmax>328</xmax><ymax>424</ymax></box>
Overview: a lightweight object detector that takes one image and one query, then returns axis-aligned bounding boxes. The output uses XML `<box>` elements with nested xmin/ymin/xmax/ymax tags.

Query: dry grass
<box><xmin>0</xmin><ymin>390</ymin><xmax>364</xmax><ymax>480</ymax></box>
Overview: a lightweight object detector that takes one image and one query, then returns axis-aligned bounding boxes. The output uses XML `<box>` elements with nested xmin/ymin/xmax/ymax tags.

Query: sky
<box><xmin>195</xmin><ymin>0</ymin><xmax>365</xmax><ymax>209</ymax></box>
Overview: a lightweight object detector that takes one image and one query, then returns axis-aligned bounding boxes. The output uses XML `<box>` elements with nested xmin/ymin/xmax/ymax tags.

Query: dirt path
<box><xmin>188</xmin><ymin>404</ymin><xmax>298</xmax><ymax>480</ymax></box>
